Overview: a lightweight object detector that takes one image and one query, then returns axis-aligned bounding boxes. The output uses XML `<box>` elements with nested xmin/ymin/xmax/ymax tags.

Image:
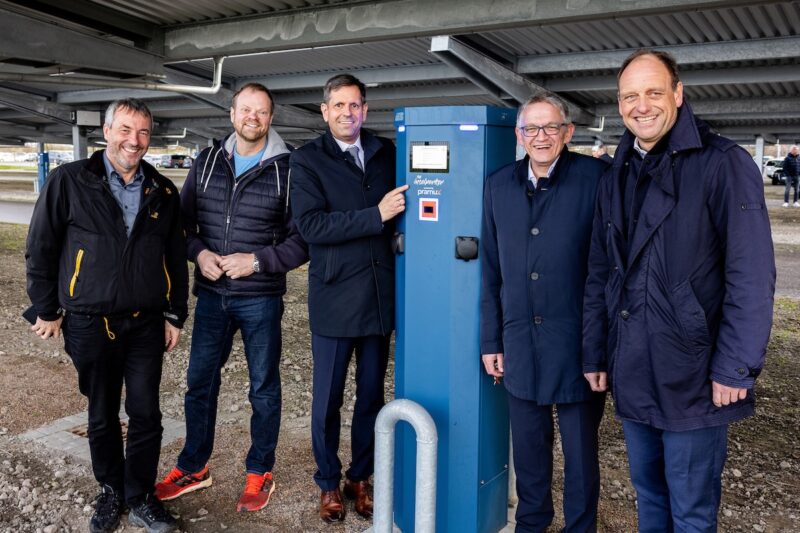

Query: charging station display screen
<box><xmin>410</xmin><ymin>141</ymin><xmax>449</xmax><ymax>173</ymax></box>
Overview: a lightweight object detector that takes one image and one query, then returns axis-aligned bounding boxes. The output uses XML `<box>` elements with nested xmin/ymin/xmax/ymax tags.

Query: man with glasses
<box><xmin>481</xmin><ymin>91</ymin><xmax>608</xmax><ymax>532</ymax></box>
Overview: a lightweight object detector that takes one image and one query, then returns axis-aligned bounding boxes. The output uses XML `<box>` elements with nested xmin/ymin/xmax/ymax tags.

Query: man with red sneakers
<box><xmin>154</xmin><ymin>83</ymin><xmax>308</xmax><ymax>512</ymax></box>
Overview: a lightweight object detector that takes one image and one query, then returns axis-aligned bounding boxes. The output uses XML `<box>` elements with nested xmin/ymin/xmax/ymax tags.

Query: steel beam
<box><xmin>716</xmin><ymin>125</ymin><xmax>800</xmax><ymax>136</ymax></box>
<box><xmin>0</xmin><ymin>124</ymin><xmax>40</xmax><ymax>136</ymax></box>
<box><xmin>250</xmin><ymin>64</ymin><xmax>463</xmax><ymax>92</ymax></box>
<box><xmin>546</xmin><ymin>65</ymin><xmax>800</xmax><ymax>92</ymax></box>
<box><xmin>0</xmin><ymin>10</ymin><xmax>163</xmax><ymax>77</ymax></box>
<box><xmin>4</xmin><ymin>0</ymin><xmax>162</xmax><ymax>47</ymax></box>
<box><xmin>164</xmin><ymin>0</ymin><xmax>765</xmax><ymax>60</ymax></box>
<box><xmin>594</xmin><ymin>98</ymin><xmax>800</xmax><ymax>117</ymax></box>
<box><xmin>430</xmin><ymin>35</ymin><xmax>594</xmax><ymax>123</ymax></box>
<box><xmin>275</xmin><ymin>82</ymin><xmax>486</xmax><ymax>106</ymax></box>
<box><xmin>519</xmin><ymin>36</ymin><xmax>800</xmax><ymax>74</ymax></box>
<box><xmin>165</xmin><ymin>68</ymin><xmax>325</xmax><ymax>129</ymax></box>
<box><xmin>574</xmin><ymin>125</ymin><xmax>798</xmax><ymax>143</ymax></box>
<box><xmin>58</xmin><ymin>89</ymin><xmax>181</xmax><ymax>105</ymax></box>
<box><xmin>0</xmin><ymin>90</ymin><xmax>73</xmax><ymax>125</ymax></box>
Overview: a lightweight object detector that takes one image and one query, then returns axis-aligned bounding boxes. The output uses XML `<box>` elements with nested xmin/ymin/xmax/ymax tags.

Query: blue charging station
<box><xmin>393</xmin><ymin>106</ymin><xmax>517</xmax><ymax>532</ymax></box>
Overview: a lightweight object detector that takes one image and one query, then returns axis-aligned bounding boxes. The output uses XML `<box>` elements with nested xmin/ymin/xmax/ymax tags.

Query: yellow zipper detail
<box><xmin>103</xmin><ymin>317</ymin><xmax>116</xmax><ymax>340</ymax></box>
<box><xmin>163</xmin><ymin>256</ymin><xmax>172</xmax><ymax>304</ymax></box>
<box><xmin>69</xmin><ymin>249</ymin><xmax>84</xmax><ymax>297</ymax></box>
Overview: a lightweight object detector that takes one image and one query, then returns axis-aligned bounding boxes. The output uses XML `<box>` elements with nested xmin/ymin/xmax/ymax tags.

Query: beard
<box><xmin>235</xmin><ymin>121</ymin><xmax>268</xmax><ymax>143</ymax></box>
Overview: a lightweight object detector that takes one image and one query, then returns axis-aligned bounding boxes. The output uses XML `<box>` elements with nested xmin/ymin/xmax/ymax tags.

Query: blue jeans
<box><xmin>784</xmin><ymin>175</ymin><xmax>799</xmax><ymax>204</ymax></box>
<box><xmin>178</xmin><ymin>288</ymin><xmax>283</xmax><ymax>474</ymax></box>
<box><xmin>622</xmin><ymin>420</ymin><xmax>728</xmax><ymax>533</ymax></box>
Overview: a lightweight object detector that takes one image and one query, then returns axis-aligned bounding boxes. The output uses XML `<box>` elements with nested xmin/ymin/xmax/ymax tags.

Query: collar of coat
<box><xmin>610</xmin><ymin>101</ymin><xmax>710</xmax><ymax>200</ymax></box>
<box><xmin>322</xmin><ymin>128</ymin><xmax>383</xmax><ymax>166</ymax></box>
<box><xmin>82</xmin><ymin>150</ymin><xmax>165</xmax><ymax>194</ymax></box>
<box><xmin>513</xmin><ymin>145</ymin><xmax>574</xmax><ymax>189</ymax></box>
<box><xmin>614</xmin><ymin>100</ymin><xmax>705</xmax><ymax>167</ymax></box>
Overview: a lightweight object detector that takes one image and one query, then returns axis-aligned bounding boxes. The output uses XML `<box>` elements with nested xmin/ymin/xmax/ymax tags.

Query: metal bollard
<box><xmin>367</xmin><ymin>399</ymin><xmax>438</xmax><ymax>533</ymax></box>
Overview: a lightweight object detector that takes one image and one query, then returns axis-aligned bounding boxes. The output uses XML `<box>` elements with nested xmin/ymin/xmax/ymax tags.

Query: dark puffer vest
<box><xmin>180</xmin><ymin>129</ymin><xmax>308</xmax><ymax>297</ymax></box>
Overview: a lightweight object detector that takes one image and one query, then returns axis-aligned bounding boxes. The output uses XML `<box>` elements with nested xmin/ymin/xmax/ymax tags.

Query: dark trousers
<box><xmin>507</xmin><ymin>393</ymin><xmax>605</xmax><ymax>533</ymax></box>
<box><xmin>310</xmin><ymin>333</ymin><xmax>390</xmax><ymax>491</ymax></box>
<box><xmin>63</xmin><ymin>312</ymin><xmax>164</xmax><ymax>504</ymax></box>
<box><xmin>178</xmin><ymin>288</ymin><xmax>283</xmax><ymax>475</ymax></box>
<box><xmin>622</xmin><ymin>420</ymin><xmax>728</xmax><ymax>533</ymax></box>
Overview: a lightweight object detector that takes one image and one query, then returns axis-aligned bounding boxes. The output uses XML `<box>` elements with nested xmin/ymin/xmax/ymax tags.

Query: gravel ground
<box><xmin>0</xmin><ymin>181</ymin><xmax>798</xmax><ymax>532</ymax></box>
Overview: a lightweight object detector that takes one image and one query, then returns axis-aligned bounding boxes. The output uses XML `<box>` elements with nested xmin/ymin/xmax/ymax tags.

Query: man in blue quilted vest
<box><xmin>155</xmin><ymin>83</ymin><xmax>308</xmax><ymax>512</ymax></box>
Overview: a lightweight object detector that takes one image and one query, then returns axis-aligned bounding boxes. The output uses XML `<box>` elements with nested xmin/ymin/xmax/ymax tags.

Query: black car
<box><xmin>772</xmin><ymin>161</ymin><xmax>785</xmax><ymax>185</ymax></box>
<box><xmin>161</xmin><ymin>154</ymin><xmax>191</xmax><ymax>168</ymax></box>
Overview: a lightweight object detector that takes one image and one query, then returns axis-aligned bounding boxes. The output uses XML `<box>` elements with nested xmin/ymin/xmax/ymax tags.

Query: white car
<box><xmin>764</xmin><ymin>159</ymin><xmax>780</xmax><ymax>178</ymax></box>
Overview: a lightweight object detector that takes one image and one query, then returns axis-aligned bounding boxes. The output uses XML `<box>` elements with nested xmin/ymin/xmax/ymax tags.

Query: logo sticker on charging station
<box><xmin>419</xmin><ymin>198</ymin><xmax>439</xmax><ymax>222</ymax></box>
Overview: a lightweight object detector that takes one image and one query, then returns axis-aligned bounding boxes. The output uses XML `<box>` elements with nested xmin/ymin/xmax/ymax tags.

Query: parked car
<box><xmin>143</xmin><ymin>154</ymin><xmax>162</xmax><ymax>167</ymax></box>
<box><xmin>772</xmin><ymin>161</ymin><xmax>786</xmax><ymax>185</ymax></box>
<box><xmin>765</xmin><ymin>159</ymin><xmax>781</xmax><ymax>180</ymax></box>
<box><xmin>161</xmin><ymin>154</ymin><xmax>191</xmax><ymax>168</ymax></box>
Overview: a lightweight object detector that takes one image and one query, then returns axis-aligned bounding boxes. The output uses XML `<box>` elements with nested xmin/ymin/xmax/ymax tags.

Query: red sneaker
<box><xmin>236</xmin><ymin>472</ymin><xmax>276</xmax><ymax>512</ymax></box>
<box><xmin>154</xmin><ymin>465</ymin><xmax>212</xmax><ymax>501</ymax></box>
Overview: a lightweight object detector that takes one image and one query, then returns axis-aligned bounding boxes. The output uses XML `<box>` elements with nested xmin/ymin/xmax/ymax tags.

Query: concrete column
<box><xmin>755</xmin><ymin>136</ymin><xmax>765</xmax><ymax>175</ymax></box>
<box><xmin>72</xmin><ymin>126</ymin><xmax>88</xmax><ymax>160</ymax></box>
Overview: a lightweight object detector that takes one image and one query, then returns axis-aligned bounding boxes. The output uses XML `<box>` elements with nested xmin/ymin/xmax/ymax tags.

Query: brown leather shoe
<box><xmin>320</xmin><ymin>488</ymin><xmax>345</xmax><ymax>523</ymax></box>
<box><xmin>343</xmin><ymin>479</ymin><xmax>373</xmax><ymax>519</ymax></box>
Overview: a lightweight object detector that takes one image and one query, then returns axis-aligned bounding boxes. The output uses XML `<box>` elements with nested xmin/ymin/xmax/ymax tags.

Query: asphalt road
<box><xmin>0</xmin><ymin>201</ymin><xmax>33</xmax><ymax>225</ymax></box>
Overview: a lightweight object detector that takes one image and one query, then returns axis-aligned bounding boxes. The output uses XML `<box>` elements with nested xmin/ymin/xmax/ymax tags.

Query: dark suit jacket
<box><xmin>480</xmin><ymin>149</ymin><xmax>607</xmax><ymax>403</ymax></box>
<box><xmin>290</xmin><ymin>129</ymin><xmax>396</xmax><ymax>337</ymax></box>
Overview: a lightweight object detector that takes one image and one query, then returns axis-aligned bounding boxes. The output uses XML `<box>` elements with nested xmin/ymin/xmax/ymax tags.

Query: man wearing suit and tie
<box><xmin>290</xmin><ymin>74</ymin><xmax>408</xmax><ymax>524</ymax></box>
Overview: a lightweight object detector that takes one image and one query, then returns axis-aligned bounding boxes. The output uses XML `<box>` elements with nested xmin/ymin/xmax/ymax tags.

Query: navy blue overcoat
<box><xmin>582</xmin><ymin>103</ymin><xmax>776</xmax><ymax>431</ymax></box>
<box><xmin>290</xmin><ymin>129</ymin><xmax>396</xmax><ymax>338</ymax></box>
<box><xmin>481</xmin><ymin>149</ymin><xmax>607</xmax><ymax>404</ymax></box>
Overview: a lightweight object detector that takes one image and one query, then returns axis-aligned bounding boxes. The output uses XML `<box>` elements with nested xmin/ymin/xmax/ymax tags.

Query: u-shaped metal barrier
<box><xmin>368</xmin><ymin>399</ymin><xmax>438</xmax><ymax>533</ymax></box>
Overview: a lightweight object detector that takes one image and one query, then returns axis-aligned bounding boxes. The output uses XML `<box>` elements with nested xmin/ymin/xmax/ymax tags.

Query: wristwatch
<box><xmin>252</xmin><ymin>257</ymin><xmax>261</xmax><ymax>273</ymax></box>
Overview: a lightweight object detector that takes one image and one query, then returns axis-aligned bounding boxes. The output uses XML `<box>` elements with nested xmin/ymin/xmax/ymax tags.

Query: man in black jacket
<box><xmin>26</xmin><ymin>98</ymin><xmax>188</xmax><ymax>533</ymax></box>
<box><xmin>290</xmin><ymin>74</ymin><xmax>407</xmax><ymax>523</ymax></box>
<box><xmin>155</xmin><ymin>83</ymin><xmax>308</xmax><ymax>513</ymax></box>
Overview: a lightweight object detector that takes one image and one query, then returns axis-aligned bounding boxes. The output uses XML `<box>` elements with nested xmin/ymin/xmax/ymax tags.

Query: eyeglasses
<box><xmin>518</xmin><ymin>123</ymin><xmax>566</xmax><ymax>137</ymax></box>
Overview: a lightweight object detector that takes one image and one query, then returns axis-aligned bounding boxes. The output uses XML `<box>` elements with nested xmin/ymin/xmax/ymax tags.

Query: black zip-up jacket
<box><xmin>181</xmin><ymin>129</ymin><xmax>308</xmax><ymax>296</ymax></box>
<box><xmin>26</xmin><ymin>150</ymin><xmax>189</xmax><ymax>327</ymax></box>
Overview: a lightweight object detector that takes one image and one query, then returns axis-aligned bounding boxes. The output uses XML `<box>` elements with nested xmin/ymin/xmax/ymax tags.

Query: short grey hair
<box><xmin>516</xmin><ymin>91</ymin><xmax>571</xmax><ymax>126</ymax></box>
<box><xmin>791</xmin><ymin>145</ymin><xmax>799</xmax><ymax>152</ymax></box>
<box><xmin>104</xmin><ymin>98</ymin><xmax>153</xmax><ymax>129</ymax></box>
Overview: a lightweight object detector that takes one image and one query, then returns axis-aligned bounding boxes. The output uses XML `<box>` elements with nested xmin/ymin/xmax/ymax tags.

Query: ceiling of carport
<box><xmin>0</xmin><ymin>0</ymin><xmax>798</xmax><ymax>148</ymax></box>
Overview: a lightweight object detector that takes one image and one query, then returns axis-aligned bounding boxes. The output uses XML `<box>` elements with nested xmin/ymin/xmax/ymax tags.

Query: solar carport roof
<box><xmin>0</xmin><ymin>0</ymin><xmax>798</xmax><ymax>148</ymax></box>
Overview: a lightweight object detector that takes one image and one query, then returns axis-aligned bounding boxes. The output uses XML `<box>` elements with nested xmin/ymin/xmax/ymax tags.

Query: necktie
<box><xmin>346</xmin><ymin>146</ymin><xmax>364</xmax><ymax>171</ymax></box>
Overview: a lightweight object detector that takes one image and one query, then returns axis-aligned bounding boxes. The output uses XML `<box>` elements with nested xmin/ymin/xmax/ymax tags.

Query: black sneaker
<box><xmin>128</xmin><ymin>494</ymin><xmax>178</xmax><ymax>533</ymax></box>
<box><xmin>90</xmin><ymin>484</ymin><xmax>123</xmax><ymax>533</ymax></box>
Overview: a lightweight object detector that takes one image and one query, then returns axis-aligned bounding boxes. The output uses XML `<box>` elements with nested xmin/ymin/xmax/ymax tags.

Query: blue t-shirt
<box><xmin>233</xmin><ymin>145</ymin><xmax>266</xmax><ymax>177</ymax></box>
